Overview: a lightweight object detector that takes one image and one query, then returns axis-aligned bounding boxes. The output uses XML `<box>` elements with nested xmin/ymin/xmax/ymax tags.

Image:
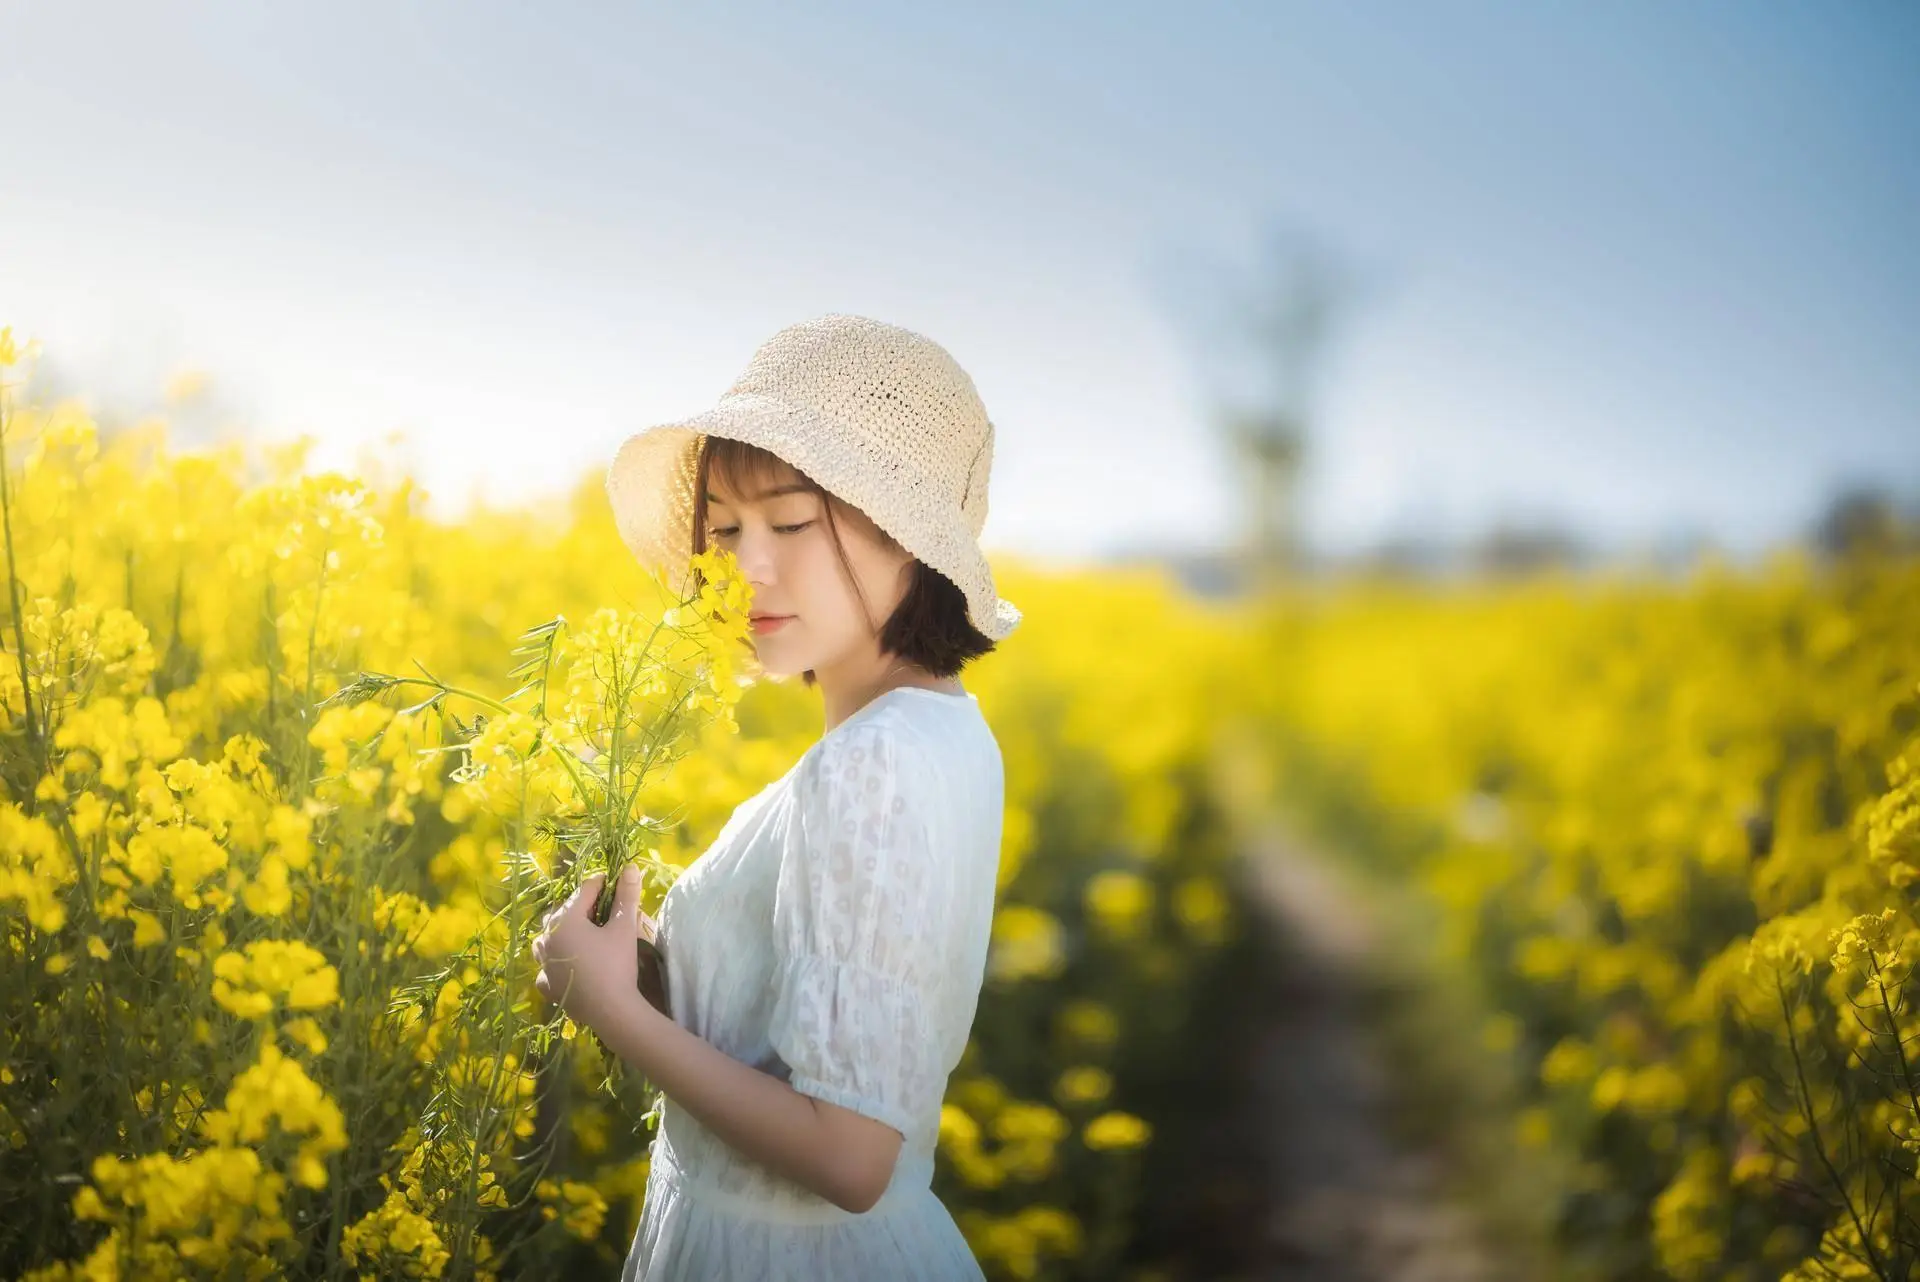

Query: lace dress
<box><xmin>620</xmin><ymin>686</ymin><xmax>1000</xmax><ymax>1281</ymax></box>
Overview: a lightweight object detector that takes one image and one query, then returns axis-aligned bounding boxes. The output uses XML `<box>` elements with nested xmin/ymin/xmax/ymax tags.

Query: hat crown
<box><xmin>723</xmin><ymin>315</ymin><xmax>994</xmax><ymax>538</ymax></box>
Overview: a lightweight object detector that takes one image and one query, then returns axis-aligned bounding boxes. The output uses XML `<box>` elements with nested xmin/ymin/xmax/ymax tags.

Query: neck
<box><xmin>812</xmin><ymin>652</ymin><xmax>961</xmax><ymax>734</ymax></box>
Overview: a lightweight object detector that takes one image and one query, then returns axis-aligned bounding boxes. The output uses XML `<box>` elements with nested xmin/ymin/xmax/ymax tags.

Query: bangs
<box><xmin>699</xmin><ymin>436</ymin><xmax>818</xmax><ymax>504</ymax></box>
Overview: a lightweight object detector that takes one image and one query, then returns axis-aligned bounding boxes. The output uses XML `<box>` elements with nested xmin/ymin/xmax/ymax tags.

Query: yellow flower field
<box><xmin>0</xmin><ymin>332</ymin><xmax>1236</xmax><ymax>1282</ymax></box>
<box><xmin>4</xmin><ymin>324</ymin><xmax>1915</xmax><ymax>1281</ymax></box>
<box><xmin>1236</xmin><ymin>552</ymin><xmax>1920</xmax><ymax>1281</ymax></box>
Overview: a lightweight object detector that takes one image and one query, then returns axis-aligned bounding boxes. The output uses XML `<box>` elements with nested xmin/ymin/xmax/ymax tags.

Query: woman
<box><xmin>531</xmin><ymin>315</ymin><xmax>1021</xmax><ymax>1280</ymax></box>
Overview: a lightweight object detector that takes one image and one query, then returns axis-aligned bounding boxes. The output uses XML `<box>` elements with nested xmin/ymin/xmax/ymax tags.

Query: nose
<box><xmin>731</xmin><ymin>525</ymin><xmax>779</xmax><ymax>590</ymax></box>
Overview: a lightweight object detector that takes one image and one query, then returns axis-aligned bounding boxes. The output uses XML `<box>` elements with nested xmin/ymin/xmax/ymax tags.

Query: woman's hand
<box><xmin>532</xmin><ymin>866</ymin><xmax>646</xmax><ymax>1033</ymax></box>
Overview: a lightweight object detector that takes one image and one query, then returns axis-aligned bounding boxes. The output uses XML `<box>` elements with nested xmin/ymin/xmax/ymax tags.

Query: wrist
<box><xmin>591</xmin><ymin>987</ymin><xmax>659</xmax><ymax>1061</ymax></box>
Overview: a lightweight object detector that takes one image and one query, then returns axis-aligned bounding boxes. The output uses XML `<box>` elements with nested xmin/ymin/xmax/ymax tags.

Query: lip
<box><xmin>749</xmin><ymin>615</ymin><xmax>793</xmax><ymax>634</ymax></box>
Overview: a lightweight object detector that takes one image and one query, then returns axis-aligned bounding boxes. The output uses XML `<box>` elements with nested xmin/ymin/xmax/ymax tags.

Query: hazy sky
<box><xmin>3</xmin><ymin>1</ymin><xmax>1915</xmax><ymax>564</ymax></box>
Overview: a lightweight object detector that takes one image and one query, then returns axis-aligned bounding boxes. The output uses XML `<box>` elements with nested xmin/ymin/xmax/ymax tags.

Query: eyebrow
<box><xmin>704</xmin><ymin>483</ymin><xmax>814</xmax><ymax>504</ymax></box>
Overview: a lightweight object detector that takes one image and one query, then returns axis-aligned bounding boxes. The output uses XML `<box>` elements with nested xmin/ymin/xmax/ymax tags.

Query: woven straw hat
<box><xmin>606</xmin><ymin>314</ymin><xmax>1022</xmax><ymax>641</ymax></box>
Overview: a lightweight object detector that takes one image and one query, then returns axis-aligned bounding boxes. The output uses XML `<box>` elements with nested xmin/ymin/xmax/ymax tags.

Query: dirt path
<box><xmin>1223</xmin><ymin>820</ymin><xmax>1521</xmax><ymax>1282</ymax></box>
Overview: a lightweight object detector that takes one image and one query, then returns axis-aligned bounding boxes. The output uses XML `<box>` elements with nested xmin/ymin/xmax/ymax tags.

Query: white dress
<box><xmin>621</xmin><ymin>686</ymin><xmax>1000</xmax><ymax>1281</ymax></box>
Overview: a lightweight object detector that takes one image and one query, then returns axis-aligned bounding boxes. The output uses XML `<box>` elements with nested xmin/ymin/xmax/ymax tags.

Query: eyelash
<box><xmin>708</xmin><ymin>522</ymin><xmax>812</xmax><ymax>539</ymax></box>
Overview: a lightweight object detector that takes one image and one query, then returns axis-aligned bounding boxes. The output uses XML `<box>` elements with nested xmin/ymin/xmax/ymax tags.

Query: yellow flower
<box><xmin>210</xmin><ymin>939</ymin><xmax>340</xmax><ymax>1019</ymax></box>
<box><xmin>535</xmin><ymin>1177</ymin><xmax>609</xmax><ymax>1239</ymax></box>
<box><xmin>1</xmin><ymin>803</ymin><xmax>74</xmax><ymax>932</ymax></box>
<box><xmin>991</xmin><ymin>1102</ymin><xmax>1070</xmax><ymax>1145</ymax></box>
<box><xmin>341</xmin><ymin>1188</ymin><xmax>451</xmax><ymax>1278</ymax></box>
<box><xmin>1830</xmin><ymin>907</ymin><xmax>1909</xmax><ymax>976</ymax></box>
<box><xmin>1014</xmin><ymin>1205</ymin><xmax>1083</xmax><ymax>1257</ymax></box>
<box><xmin>1540</xmin><ymin>1036</ymin><xmax>1596</xmax><ymax>1087</ymax></box>
<box><xmin>990</xmin><ymin>1101</ymin><xmax>1069</xmax><ymax>1183</ymax></box>
<box><xmin>1084</xmin><ymin>869</ymin><xmax>1153</xmax><ymax>940</ymax></box>
<box><xmin>1052</xmin><ymin>1065</ymin><xmax>1112</xmax><ymax>1107</ymax></box>
<box><xmin>241</xmin><ymin>853</ymin><xmax>294</xmax><ymax>917</ymax></box>
<box><xmin>280</xmin><ymin>1016</ymin><xmax>330</xmax><ymax>1056</ymax></box>
<box><xmin>1173</xmin><ymin>875</ymin><xmax>1229</xmax><ymax>943</ymax></box>
<box><xmin>197</xmin><ymin>1042</ymin><xmax>347</xmax><ymax>1188</ymax></box>
<box><xmin>1056</xmin><ymin>999</ymin><xmax>1120</xmax><ymax>1049</ymax></box>
<box><xmin>1082</xmin><ymin>1111</ymin><xmax>1151</xmax><ymax>1152</ymax></box>
<box><xmin>987</xmin><ymin>905</ymin><xmax>1066</xmax><ymax>982</ymax></box>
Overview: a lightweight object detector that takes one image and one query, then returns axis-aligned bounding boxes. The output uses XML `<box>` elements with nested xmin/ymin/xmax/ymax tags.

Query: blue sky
<box><xmin>2</xmin><ymin>1</ymin><xmax>1915</xmax><ymax>565</ymax></box>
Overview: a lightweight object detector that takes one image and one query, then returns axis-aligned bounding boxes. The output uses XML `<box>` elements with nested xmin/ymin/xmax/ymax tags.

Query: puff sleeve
<box><xmin>768</xmin><ymin>720</ymin><xmax>952</xmax><ymax>1138</ymax></box>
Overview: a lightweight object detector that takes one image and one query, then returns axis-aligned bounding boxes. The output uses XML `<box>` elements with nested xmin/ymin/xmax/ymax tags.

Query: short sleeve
<box><xmin>768</xmin><ymin>720</ymin><xmax>951</xmax><ymax>1137</ymax></box>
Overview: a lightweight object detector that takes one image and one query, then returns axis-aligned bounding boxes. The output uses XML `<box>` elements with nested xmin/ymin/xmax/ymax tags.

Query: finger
<box><xmin>531</xmin><ymin>935</ymin><xmax>547</xmax><ymax>964</ymax></box>
<box><xmin>554</xmin><ymin>877</ymin><xmax>590</xmax><ymax>914</ymax></box>
<box><xmin>608</xmin><ymin>865</ymin><xmax>642</xmax><ymax>930</ymax></box>
<box><xmin>568</xmin><ymin>872</ymin><xmax>606</xmax><ymax>915</ymax></box>
<box><xmin>535</xmin><ymin>970</ymin><xmax>550</xmax><ymax>999</ymax></box>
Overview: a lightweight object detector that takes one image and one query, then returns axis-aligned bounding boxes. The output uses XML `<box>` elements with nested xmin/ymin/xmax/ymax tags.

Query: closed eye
<box><xmin>708</xmin><ymin>522</ymin><xmax>813</xmax><ymax>538</ymax></box>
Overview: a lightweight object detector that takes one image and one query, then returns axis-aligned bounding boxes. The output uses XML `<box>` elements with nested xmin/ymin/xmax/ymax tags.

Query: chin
<box><xmin>744</xmin><ymin>645</ymin><xmax>807</xmax><ymax>681</ymax></box>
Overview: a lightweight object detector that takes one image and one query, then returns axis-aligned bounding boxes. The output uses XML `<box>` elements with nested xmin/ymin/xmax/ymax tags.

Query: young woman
<box><xmin>531</xmin><ymin>315</ymin><xmax>1021</xmax><ymax>1280</ymax></box>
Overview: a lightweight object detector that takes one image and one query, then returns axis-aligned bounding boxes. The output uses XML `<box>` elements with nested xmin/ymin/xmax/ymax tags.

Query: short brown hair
<box><xmin>690</xmin><ymin>435</ymin><xmax>996</xmax><ymax>686</ymax></box>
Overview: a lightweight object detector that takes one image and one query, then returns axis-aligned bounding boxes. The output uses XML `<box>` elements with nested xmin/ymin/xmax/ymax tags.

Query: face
<box><xmin>702</xmin><ymin>459</ymin><xmax>915</xmax><ymax>680</ymax></box>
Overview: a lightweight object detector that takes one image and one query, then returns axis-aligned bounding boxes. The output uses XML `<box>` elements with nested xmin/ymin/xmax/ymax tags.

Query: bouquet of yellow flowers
<box><xmin>323</xmin><ymin>546</ymin><xmax>752</xmax><ymax>1049</ymax></box>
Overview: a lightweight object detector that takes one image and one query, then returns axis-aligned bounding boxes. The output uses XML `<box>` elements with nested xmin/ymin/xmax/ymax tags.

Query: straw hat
<box><xmin>605</xmin><ymin>314</ymin><xmax>1022</xmax><ymax>641</ymax></box>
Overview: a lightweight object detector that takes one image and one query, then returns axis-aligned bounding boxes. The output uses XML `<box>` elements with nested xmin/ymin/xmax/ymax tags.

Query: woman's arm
<box><xmin>596</xmin><ymin>992</ymin><xmax>905</xmax><ymax>1214</ymax></box>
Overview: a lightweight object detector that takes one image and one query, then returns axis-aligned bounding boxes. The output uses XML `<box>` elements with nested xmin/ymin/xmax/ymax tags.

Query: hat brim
<box><xmin>607</xmin><ymin>392</ymin><xmax>1021</xmax><ymax>642</ymax></box>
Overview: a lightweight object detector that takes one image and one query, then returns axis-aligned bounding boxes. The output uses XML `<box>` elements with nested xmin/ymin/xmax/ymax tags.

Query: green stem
<box><xmin>0</xmin><ymin>369</ymin><xmax>46</xmax><ymax>808</ymax></box>
<box><xmin>1779</xmin><ymin>972</ymin><xmax>1888</xmax><ymax>1277</ymax></box>
<box><xmin>374</xmin><ymin>676</ymin><xmax>603</xmax><ymax>833</ymax></box>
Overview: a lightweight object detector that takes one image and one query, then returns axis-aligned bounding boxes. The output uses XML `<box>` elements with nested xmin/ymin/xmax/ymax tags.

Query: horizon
<box><xmin>4</xmin><ymin>1</ymin><xmax>1915</xmax><ymax>568</ymax></box>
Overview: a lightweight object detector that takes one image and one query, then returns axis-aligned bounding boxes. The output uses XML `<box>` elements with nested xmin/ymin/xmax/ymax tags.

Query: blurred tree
<box><xmin>1469</xmin><ymin>519</ymin><xmax>1592</xmax><ymax>576</ymax></box>
<box><xmin>1812</xmin><ymin>482</ymin><xmax>1909</xmax><ymax>558</ymax></box>
<box><xmin>1357</xmin><ymin>530</ymin><xmax>1452</xmax><ymax>580</ymax></box>
<box><xmin>1152</xmin><ymin>220</ymin><xmax>1375</xmax><ymax>595</ymax></box>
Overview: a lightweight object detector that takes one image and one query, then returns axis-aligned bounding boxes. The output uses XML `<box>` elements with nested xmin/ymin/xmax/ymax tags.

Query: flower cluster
<box><xmin>3</xmin><ymin>329</ymin><xmax>1244</xmax><ymax>1282</ymax></box>
<box><xmin>1238</xmin><ymin>549</ymin><xmax>1920</xmax><ymax>1280</ymax></box>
